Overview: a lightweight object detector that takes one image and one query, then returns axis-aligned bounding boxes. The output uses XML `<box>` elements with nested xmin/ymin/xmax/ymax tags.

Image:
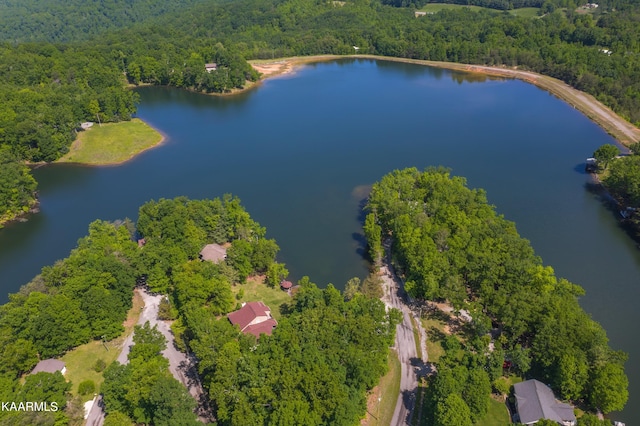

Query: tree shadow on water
<box><xmin>574</xmin><ymin>162</ymin><xmax>590</xmax><ymax>175</ymax></box>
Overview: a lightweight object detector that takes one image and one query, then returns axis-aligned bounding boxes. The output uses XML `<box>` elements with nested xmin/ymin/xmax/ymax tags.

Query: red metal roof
<box><xmin>280</xmin><ymin>280</ymin><xmax>293</xmax><ymax>289</ymax></box>
<box><xmin>228</xmin><ymin>301</ymin><xmax>274</xmax><ymax>332</ymax></box>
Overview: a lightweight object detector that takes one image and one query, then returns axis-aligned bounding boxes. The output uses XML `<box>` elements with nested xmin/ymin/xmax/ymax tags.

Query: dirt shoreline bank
<box><xmin>249</xmin><ymin>54</ymin><xmax>640</xmax><ymax>147</ymax></box>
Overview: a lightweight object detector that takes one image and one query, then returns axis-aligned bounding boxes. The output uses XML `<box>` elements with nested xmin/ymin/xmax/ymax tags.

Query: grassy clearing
<box><xmin>422</xmin><ymin>315</ymin><xmax>448</xmax><ymax>363</ymax></box>
<box><xmin>475</xmin><ymin>397</ymin><xmax>511</xmax><ymax>426</ymax></box>
<box><xmin>419</xmin><ymin>3</ymin><xmax>486</xmax><ymax>13</ymax></box>
<box><xmin>364</xmin><ymin>349</ymin><xmax>401</xmax><ymax>426</ymax></box>
<box><xmin>232</xmin><ymin>276</ymin><xmax>292</xmax><ymax>320</ymax></box>
<box><xmin>509</xmin><ymin>7</ymin><xmax>540</xmax><ymax>17</ymax></box>
<box><xmin>57</xmin><ymin>118</ymin><xmax>163</xmax><ymax>165</ymax></box>
<box><xmin>61</xmin><ymin>290</ymin><xmax>143</xmax><ymax>400</ymax></box>
<box><xmin>503</xmin><ymin>374</ymin><xmax>523</xmax><ymax>389</ymax></box>
<box><xmin>419</xmin><ymin>3</ymin><xmax>539</xmax><ymax>17</ymax></box>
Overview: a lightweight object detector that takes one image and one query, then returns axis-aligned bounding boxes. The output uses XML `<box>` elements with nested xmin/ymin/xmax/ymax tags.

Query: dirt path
<box><xmin>250</xmin><ymin>55</ymin><xmax>640</xmax><ymax>146</ymax></box>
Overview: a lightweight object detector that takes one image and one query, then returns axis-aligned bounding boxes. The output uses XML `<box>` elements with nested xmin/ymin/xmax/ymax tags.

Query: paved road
<box><xmin>380</xmin><ymin>242</ymin><xmax>430</xmax><ymax>426</ymax></box>
<box><xmin>84</xmin><ymin>395</ymin><xmax>104</xmax><ymax>426</ymax></box>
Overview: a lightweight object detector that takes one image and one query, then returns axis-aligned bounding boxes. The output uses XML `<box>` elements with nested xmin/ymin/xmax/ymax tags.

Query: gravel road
<box><xmin>85</xmin><ymin>288</ymin><xmax>211</xmax><ymax>425</ymax></box>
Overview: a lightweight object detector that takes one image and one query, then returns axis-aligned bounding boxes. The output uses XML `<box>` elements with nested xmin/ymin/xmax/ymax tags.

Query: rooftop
<box><xmin>31</xmin><ymin>359</ymin><xmax>66</xmax><ymax>375</ymax></box>
<box><xmin>228</xmin><ymin>301</ymin><xmax>277</xmax><ymax>337</ymax></box>
<box><xmin>514</xmin><ymin>379</ymin><xmax>576</xmax><ymax>425</ymax></box>
<box><xmin>199</xmin><ymin>243</ymin><xmax>227</xmax><ymax>263</ymax></box>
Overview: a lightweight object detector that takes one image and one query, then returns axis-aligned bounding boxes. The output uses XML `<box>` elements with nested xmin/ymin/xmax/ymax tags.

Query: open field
<box><xmin>419</xmin><ymin>3</ymin><xmax>486</xmax><ymax>12</ymax></box>
<box><xmin>418</xmin><ymin>3</ymin><xmax>540</xmax><ymax>17</ymax></box>
<box><xmin>422</xmin><ymin>315</ymin><xmax>447</xmax><ymax>363</ymax></box>
<box><xmin>509</xmin><ymin>7</ymin><xmax>540</xmax><ymax>17</ymax></box>
<box><xmin>232</xmin><ymin>276</ymin><xmax>292</xmax><ymax>320</ymax></box>
<box><xmin>61</xmin><ymin>290</ymin><xmax>144</xmax><ymax>399</ymax></box>
<box><xmin>362</xmin><ymin>349</ymin><xmax>401</xmax><ymax>426</ymax></box>
<box><xmin>57</xmin><ymin>118</ymin><xmax>164</xmax><ymax>165</ymax></box>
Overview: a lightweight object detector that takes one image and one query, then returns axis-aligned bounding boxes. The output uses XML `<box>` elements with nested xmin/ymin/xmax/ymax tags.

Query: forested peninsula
<box><xmin>2</xmin><ymin>0</ymin><xmax>640</xmax><ymax>225</ymax></box>
<box><xmin>364</xmin><ymin>168</ymin><xmax>629</xmax><ymax>422</ymax></box>
<box><xmin>0</xmin><ymin>196</ymin><xmax>399</xmax><ymax>425</ymax></box>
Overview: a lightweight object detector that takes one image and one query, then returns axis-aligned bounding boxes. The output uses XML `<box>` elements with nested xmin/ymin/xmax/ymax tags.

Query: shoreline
<box><xmin>248</xmin><ymin>54</ymin><xmax>640</xmax><ymax>147</ymax></box>
<box><xmin>0</xmin><ymin>199</ymin><xmax>39</xmax><ymax>229</ymax></box>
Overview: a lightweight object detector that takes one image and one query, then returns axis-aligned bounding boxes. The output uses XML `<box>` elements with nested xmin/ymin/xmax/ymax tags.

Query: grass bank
<box><xmin>363</xmin><ymin>349</ymin><xmax>401</xmax><ymax>426</ymax></box>
<box><xmin>475</xmin><ymin>397</ymin><xmax>511</xmax><ymax>426</ymax></box>
<box><xmin>422</xmin><ymin>315</ymin><xmax>447</xmax><ymax>364</ymax></box>
<box><xmin>57</xmin><ymin>118</ymin><xmax>164</xmax><ymax>165</ymax></box>
<box><xmin>250</xmin><ymin>54</ymin><xmax>640</xmax><ymax>147</ymax></box>
<box><xmin>61</xmin><ymin>290</ymin><xmax>144</xmax><ymax>400</ymax></box>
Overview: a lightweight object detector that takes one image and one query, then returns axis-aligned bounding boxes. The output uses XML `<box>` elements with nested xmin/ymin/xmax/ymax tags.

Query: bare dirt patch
<box><xmin>251</xmin><ymin>62</ymin><xmax>295</xmax><ymax>78</ymax></box>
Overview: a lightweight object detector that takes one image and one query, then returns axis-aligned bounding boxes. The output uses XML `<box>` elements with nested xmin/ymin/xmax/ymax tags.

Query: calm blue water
<box><xmin>0</xmin><ymin>59</ymin><xmax>638</xmax><ymax>422</ymax></box>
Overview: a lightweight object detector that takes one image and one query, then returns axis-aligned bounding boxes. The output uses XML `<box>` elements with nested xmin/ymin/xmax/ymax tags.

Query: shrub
<box><xmin>78</xmin><ymin>380</ymin><xmax>96</xmax><ymax>395</ymax></box>
<box><xmin>93</xmin><ymin>359</ymin><xmax>107</xmax><ymax>372</ymax></box>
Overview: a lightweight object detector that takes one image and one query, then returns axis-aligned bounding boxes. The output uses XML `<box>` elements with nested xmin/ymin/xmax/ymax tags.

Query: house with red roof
<box><xmin>228</xmin><ymin>301</ymin><xmax>277</xmax><ymax>338</ymax></box>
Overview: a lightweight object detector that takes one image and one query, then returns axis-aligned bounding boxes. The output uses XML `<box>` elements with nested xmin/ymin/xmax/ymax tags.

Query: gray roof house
<box><xmin>514</xmin><ymin>380</ymin><xmax>576</xmax><ymax>425</ymax></box>
<box><xmin>31</xmin><ymin>359</ymin><xmax>66</xmax><ymax>375</ymax></box>
<box><xmin>199</xmin><ymin>243</ymin><xmax>227</xmax><ymax>263</ymax></box>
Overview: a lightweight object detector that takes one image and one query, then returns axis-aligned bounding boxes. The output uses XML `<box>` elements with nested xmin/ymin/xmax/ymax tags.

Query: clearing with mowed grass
<box><xmin>61</xmin><ymin>291</ymin><xmax>144</xmax><ymax>399</ymax></box>
<box><xmin>57</xmin><ymin>118</ymin><xmax>163</xmax><ymax>165</ymax></box>
<box><xmin>418</xmin><ymin>3</ymin><xmax>540</xmax><ymax>17</ymax></box>
<box><xmin>231</xmin><ymin>276</ymin><xmax>292</xmax><ymax>320</ymax></box>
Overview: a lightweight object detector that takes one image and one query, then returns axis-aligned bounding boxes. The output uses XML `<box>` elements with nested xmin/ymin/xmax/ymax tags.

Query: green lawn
<box><xmin>509</xmin><ymin>7</ymin><xmax>540</xmax><ymax>17</ymax></box>
<box><xmin>419</xmin><ymin>3</ymin><xmax>486</xmax><ymax>13</ymax></box>
<box><xmin>57</xmin><ymin>118</ymin><xmax>163</xmax><ymax>165</ymax></box>
<box><xmin>232</xmin><ymin>276</ymin><xmax>292</xmax><ymax>320</ymax></box>
<box><xmin>422</xmin><ymin>315</ymin><xmax>447</xmax><ymax>363</ymax></box>
<box><xmin>475</xmin><ymin>397</ymin><xmax>511</xmax><ymax>426</ymax></box>
<box><xmin>61</xmin><ymin>290</ymin><xmax>144</xmax><ymax>400</ymax></box>
<box><xmin>411</xmin><ymin>316</ymin><xmax>423</xmax><ymax>360</ymax></box>
<box><xmin>419</xmin><ymin>3</ymin><xmax>539</xmax><ymax>17</ymax></box>
<box><xmin>367</xmin><ymin>349</ymin><xmax>401</xmax><ymax>426</ymax></box>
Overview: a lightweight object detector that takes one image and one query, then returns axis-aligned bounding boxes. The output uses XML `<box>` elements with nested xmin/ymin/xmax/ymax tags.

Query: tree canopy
<box><xmin>365</xmin><ymin>167</ymin><xmax>628</xmax><ymax>413</ymax></box>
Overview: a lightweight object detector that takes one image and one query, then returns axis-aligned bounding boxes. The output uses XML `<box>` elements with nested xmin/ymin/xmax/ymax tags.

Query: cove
<box><xmin>0</xmin><ymin>59</ymin><xmax>639</xmax><ymax>422</ymax></box>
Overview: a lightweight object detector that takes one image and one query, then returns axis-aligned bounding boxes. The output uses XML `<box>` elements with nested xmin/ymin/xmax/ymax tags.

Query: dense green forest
<box><xmin>0</xmin><ymin>195</ymin><xmax>399</xmax><ymax>425</ymax></box>
<box><xmin>364</xmin><ymin>168</ymin><xmax>629</xmax><ymax>415</ymax></box>
<box><xmin>1</xmin><ymin>0</ymin><xmax>640</xmax><ymax>223</ymax></box>
<box><xmin>0</xmin><ymin>0</ymin><xmax>219</xmax><ymax>43</ymax></box>
<box><xmin>596</xmin><ymin>143</ymin><xmax>640</xmax><ymax>238</ymax></box>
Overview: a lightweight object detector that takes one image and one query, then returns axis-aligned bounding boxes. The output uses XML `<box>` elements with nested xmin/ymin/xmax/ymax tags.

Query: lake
<box><xmin>1</xmin><ymin>59</ymin><xmax>638</xmax><ymax>422</ymax></box>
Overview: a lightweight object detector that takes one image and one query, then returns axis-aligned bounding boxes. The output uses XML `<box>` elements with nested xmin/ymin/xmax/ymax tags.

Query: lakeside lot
<box><xmin>57</xmin><ymin>118</ymin><xmax>163</xmax><ymax>165</ymax></box>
